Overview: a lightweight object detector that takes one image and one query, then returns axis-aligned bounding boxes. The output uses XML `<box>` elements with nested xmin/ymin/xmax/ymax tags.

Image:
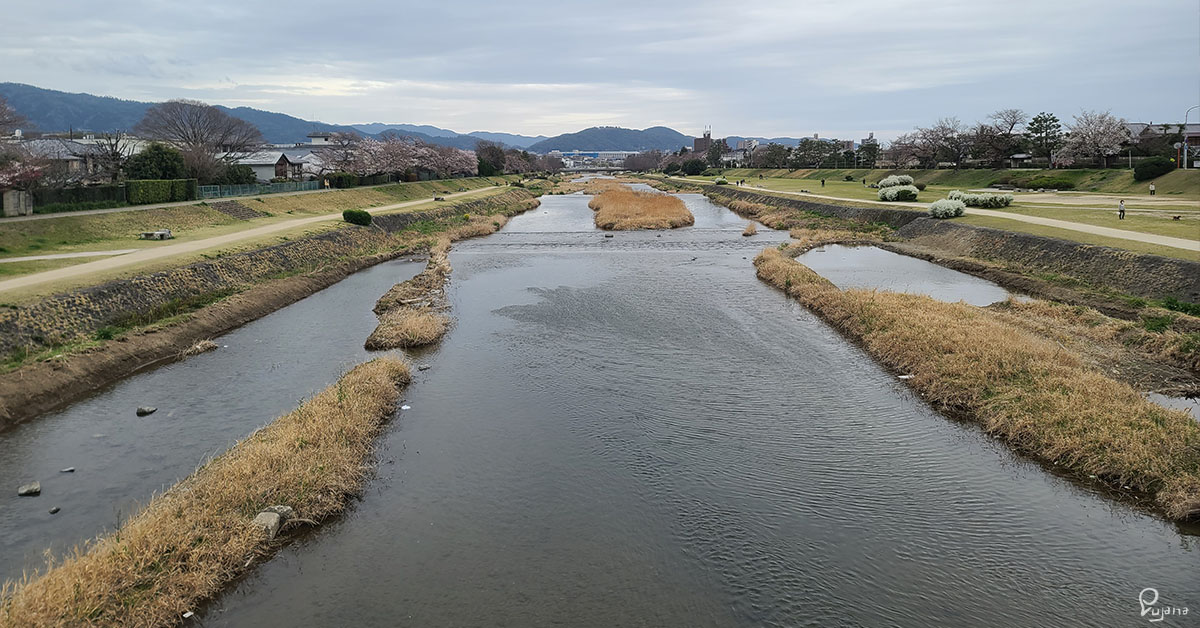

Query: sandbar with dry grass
<box><xmin>0</xmin><ymin>357</ymin><xmax>410</xmax><ymax>626</ymax></box>
<box><xmin>754</xmin><ymin>244</ymin><xmax>1200</xmax><ymax>520</ymax></box>
<box><xmin>588</xmin><ymin>187</ymin><xmax>694</xmax><ymax>230</ymax></box>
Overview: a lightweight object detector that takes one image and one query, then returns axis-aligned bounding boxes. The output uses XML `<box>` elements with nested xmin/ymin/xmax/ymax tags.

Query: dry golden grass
<box><xmin>754</xmin><ymin>246</ymin><xmax>1200</xmax><ymax>520</ymax></box>
<box><xmin>588</xmin><ymin>187</ymin><xmax>694</xmax><ymax>230</ymax></box>
<box><xmin>0</xmin><ymin>358</ymin><xmax>410</xmax><ymax>627</ymax></box>
<box><xmin>181</xmin><ymin>339</ymin><xmax>218</xmax><ymax>357</ymax></box>
<box><xmin>743</xmin><ymin>222</ymin><xmax>757</xmax><ymax>237</ymax></box>
<box><xmin>364</xmin><ymin>308</ymin><xmax>450</xmax><ymax>350</ymax></box>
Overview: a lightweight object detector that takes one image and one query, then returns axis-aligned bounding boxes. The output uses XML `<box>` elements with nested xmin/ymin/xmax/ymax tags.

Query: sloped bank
<box><xmin>0</xmin><ymin>189</ymin><xmax>540</xmax><ymax>430</ymax></box>
<box><xmin>703</xmin><ymin>185</ymin><xmax>1200</xmax><ymax>302</ymax></box>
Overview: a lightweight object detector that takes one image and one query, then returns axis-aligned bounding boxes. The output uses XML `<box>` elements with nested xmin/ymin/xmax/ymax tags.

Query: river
<box><xmin>3</xmin><ymin>191</ymin><xmax>1197</xmax><ymax>626</ymax></box>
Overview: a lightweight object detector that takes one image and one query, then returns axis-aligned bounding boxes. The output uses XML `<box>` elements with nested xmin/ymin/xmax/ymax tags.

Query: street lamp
<box><xmin>1185</xmin><ymin>105</ymin><xmax>1199</xmax><ymax>170</ymax></box>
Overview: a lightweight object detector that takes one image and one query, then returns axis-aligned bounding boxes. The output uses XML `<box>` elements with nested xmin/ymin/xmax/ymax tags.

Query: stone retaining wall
<box><xmin>895</xmin><ymin>218</ymin><xmax>1200</xmax><ymax>301</ymax></box>
<box><xmin>371</xmin><ymin>189</ymin><xmax>538</xmax><ymax>233</ymax></box>
<box><xmin>0</xmin><ymin>189</ymin><xmax>541</xmax><ymax>356</ymax></box>
<box><xmin>705</xmin><ymin>185</ymin><xmax>1200</xmax><ymax>300</ymax></box>
<box><xmin>0</xmin><ymin>227</ymin><xmax>401</xmax><ymax>355</ymax></box>
<box><xmin>704</xmin><ymin>186</ymin><xmax>926</xmax><ymax>228</ymax></box>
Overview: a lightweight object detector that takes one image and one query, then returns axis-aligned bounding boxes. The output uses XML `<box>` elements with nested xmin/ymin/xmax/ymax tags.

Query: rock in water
<box><xmin>60</xmin><ymin>467</ymin><xmax>75</xmax><ymax>473</ymax></box>
<box><xmin>18</xmin><ymin>482</ymin><xmax>40</xmax><ymax>496</ymax></box>
<box><xmin>417</xmin><ymin>364</ymin><xmax>431</xmax><ymax>371</ymax></box>
<box><xmin>49</xmin><ymin>507</ymin><xmax>60</xmax><ymax>514</ymax></box>
<box><xmin>136</xmin><ymin>406</ymin><xmax>157</xmax><ymax>417</ymax></box>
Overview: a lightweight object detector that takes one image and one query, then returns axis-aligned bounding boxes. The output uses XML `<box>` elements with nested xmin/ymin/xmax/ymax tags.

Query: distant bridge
<box><xmin>560</xmin><ymin>166</ymin><xmax>627</xmax><ymax>173</ymax></box>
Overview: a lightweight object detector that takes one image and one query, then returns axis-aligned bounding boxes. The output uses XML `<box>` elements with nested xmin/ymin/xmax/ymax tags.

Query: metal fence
<box><xmin>198</xmin><ymin>180</ymin><xmax>320</xmax><ymax>199</ymax></box>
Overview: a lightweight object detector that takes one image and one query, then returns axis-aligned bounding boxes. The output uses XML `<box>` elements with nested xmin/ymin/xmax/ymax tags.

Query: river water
<box><xmin>2</xmin><ymin>192</ymin><xmax>1197</xmax><ymax>626</ymax></box>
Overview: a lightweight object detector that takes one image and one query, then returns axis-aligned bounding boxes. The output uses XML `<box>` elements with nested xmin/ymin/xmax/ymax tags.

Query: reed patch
<box><xmin>0</xmin><ymin>358</ymin><xmax>410</xmax><ymax>626</ymax></box>
<box><xmin>588</xmin><ymin>187</ymin><xmax>694</xmax><ymax>230</ymax></box>
<box><xmin>754</xmin><ymin>246</ymin><xmax>1200</xmax><ymax>521</ymax></box>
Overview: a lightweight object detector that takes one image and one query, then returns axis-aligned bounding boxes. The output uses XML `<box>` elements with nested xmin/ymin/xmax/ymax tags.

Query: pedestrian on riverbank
<box><xmin>821</xmin><ymin>179</ymin><xmax>825</xmax><ymax>187</ymax></box>
<box><xmin>1149</xmin><ymin>183</ymin><xmax>1156</xmax><ymax>196</ymax></box>
<box><xmin>1118</xmin><ymin>200</ymin><xmax>1126</xmax><ymax>220</ymax></box>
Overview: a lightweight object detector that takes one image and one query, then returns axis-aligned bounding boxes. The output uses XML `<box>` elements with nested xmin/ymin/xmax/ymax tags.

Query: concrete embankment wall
<box><xmin>705</xmin><ymin>186</ymin><xmax>1200</xmax><ymax>301</ymax></box>
<box><xmin>0</xmin><ymin>228</ymin><xmax>403</xmax><ymax>355</ymax></box>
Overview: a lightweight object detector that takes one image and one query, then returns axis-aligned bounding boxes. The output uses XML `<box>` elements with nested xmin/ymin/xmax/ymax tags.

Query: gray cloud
<box><xmin>2</xmin><ymin>0</ymin><xmax>1197</xmax><ymax>140</ymax></box>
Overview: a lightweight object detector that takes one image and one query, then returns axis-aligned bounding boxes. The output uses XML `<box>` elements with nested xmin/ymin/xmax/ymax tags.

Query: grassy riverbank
<box><xmin>0</xmin><ymin>189</ymin><xmax>540</xmax><ymax>428</ymax></box>
<box><xmin>755</xmin><ymin>245</ymin><xmax>1200</xmax><ymax>520</ymax></box>
<box><xmin>587</xmin><ymin>184</ymin><xmax>694</xmax><ymax>230</ymax></box>
<box><xmin>0</xmin><ymin>357</ymin><xmax>410</xmax><ymax>626</ymax></box>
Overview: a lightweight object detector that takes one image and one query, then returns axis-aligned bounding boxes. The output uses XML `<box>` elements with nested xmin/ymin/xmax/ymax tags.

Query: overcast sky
<box><xmin>3</xmin><ymin>0</ymin><xmax>1198</xmax><ymax>140</ymax></box>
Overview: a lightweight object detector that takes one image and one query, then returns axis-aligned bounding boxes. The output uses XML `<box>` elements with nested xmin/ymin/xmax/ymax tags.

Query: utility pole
<box><xmin>1184</xmin><ymin>105</ymin><xmax>1198</xmax><ymax>169</ymax></box>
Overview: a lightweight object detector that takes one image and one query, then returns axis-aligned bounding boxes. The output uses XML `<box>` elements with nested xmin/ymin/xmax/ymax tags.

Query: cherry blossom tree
<box><xmin>1060</xmin><ymin>110</ymin><xmax>1129</xmax><ymax>168</ymax></box>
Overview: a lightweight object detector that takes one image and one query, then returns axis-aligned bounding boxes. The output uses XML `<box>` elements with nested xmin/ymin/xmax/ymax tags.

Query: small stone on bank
<box><xmin>136</xmin><ymin>406</ymin><xmax>157</xmax><ymax>417</ymax></box>
<box><xmin>18</xmin><ymin>482</ymin><xmax>40</xmax><ymax>496</ymax></box>
<box><xmin>251</xmin><ymin>511</ymin><xmax>282</xmax><ymax>540</ymax></box>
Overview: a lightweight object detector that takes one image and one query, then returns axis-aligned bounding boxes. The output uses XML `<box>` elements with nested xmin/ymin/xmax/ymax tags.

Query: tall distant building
<box><xmin>860</xmin><ymin>132</ymin><xmax>877</xmax><ymax>146</ymax></box>
<box><xmin>694</xmin><ymin>128</ymin><xmax>712</xmax><ymax>153</ymax></box>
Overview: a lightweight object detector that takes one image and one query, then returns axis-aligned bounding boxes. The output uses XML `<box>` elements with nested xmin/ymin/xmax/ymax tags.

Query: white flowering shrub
<box><xmin>929</xmin><ymin>198</ymin><xmax>966</xmax><ymax>218</ymax></box>
<box><xmin>878</xmin><ymin>185</ymin><xmax>920</xmax><ymax>201</ymax></box>
<box><xmin>878</xmin><ymin>174</ymin><xmax>915</xmax><ymax>188</ymax></box>
<box><xmin>946</xmin><ymin>190</ymin><xmax>1013</xmax><ymax>208</ymax></box>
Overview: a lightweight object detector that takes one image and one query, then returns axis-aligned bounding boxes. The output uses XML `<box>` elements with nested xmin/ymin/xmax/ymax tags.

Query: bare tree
<box><xmin>0</xmin><ymin>96</ymin><xmax>27</xmax><ymax>135</ymax></box>
<box><xmin>80</xmin><ymin>132</ymin><xmax>137</xmax><ymax>182</ymax></box>
<box><xmin>134</xmin><ymin>99</ymin><xmax>265</xmax><ymax>181</ymax></box>
<box><xmin>927</xmin><ymin>118</ymin><xmax>971</xmax><ymax>170</ymax></box>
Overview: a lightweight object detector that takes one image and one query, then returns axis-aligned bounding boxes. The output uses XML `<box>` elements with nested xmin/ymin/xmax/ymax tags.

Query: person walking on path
<box><xmin>1118</xmin><ymin>200</ymin><xmax>1126</xmax><ymax>220</ymax></box>
<box><xmin>821</xmin><ymin>179</ymin><xmax>825</xmax><ymax>187</ymax></box>
<box><xmin>1150</xmin><ymin>183</ymin><xmax>1156</xmax><ymax>196</ymax></box>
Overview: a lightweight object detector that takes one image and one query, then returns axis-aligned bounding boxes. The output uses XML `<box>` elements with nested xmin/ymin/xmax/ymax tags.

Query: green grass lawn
<box><xmin>670</xmin><ymin>174</ymin><xmax>1199</xmax><ymax>242</ymax></box>
<box><xmin>702</xmin><ymin>167</ymin><xmax>1200</xmax><ymax>198</ymax></box>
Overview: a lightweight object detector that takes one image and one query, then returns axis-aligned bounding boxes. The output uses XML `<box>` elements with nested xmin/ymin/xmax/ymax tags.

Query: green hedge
<box><xmin>32</xmin><ymin>185</ymin><xmax>125</xmax><ymax>206</ymax></box>
<box><xmin>1134</xmin><ymin>156</ymin><xmax>1175</xmax><ymax>181</ymax></box>
<box><xmin>342</xmin><ymin>209</ymin><xmax>372</xmax><ymax>226</ymax></box>
<box><xmin>125</xmin><ymin>179</ymin><xmax>198</xmax><ymax>205</ymax></box>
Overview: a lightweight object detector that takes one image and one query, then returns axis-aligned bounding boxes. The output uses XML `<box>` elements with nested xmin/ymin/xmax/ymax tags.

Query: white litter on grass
<box><xmin>401</xmin><ymin>405</ymin><xmax>412</xmax><ymax>410</ymax></box>
<box><xmin>183</xmin><ymin>611</ymin><xmax>194</xmax><ymax>619</ymax></box>
<box><xmin>898</xmin><ymin>375</ymin><xmax>914</xmax><ymax>379</ymax></box>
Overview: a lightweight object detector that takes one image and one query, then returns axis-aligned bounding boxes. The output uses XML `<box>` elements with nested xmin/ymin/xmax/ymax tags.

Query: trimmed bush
<box><xmin>125</xmin><ymin>179</ymin><xmax>197</xmax><ymax>205</ymax></box>
<box><xmin>1134</xmin><ymin>156</ymin><xmax>1175</xmax><ymax>181</ymax></box>
<box><xmin>1025</xmin><ymin>175</ymin><xmax>1074</xmax><ymax>190</ymax></box>
<box><xmin>714</xmin><ymin>178</ymin><xmax>729</xmax><ymax>185</ymax></box>
<box><xmin>914</xmin><ymin>182</ymin><xmax>927</xmax><ymax>191</ymax></box>
<box><xmin>878</xmin><ymin>185</ymin><xmax>919</xmax><ymax>201</ymax></box>
<box><xmin>948</xmin><ymin>190</ymin><xmax>1014</xmax><ymax>208</ymax></box>
<box><xmin>878</xmin><ymin>174</ymin><xmax>914</xmax><ymax>188</ymax></box>
<box><xmin>342</xmin><ymin>209</ymin><xmax>372</xmax><ymax>226</ymax></box>
<box><xmin>843</xmin><ymin>175</ymin><xmax>854</xmax><ymax>181</ymax></box>
<box><xmin>929</xmin><ymin>198</ymin><xmax>966</xmax><ymax>218</ymax></box>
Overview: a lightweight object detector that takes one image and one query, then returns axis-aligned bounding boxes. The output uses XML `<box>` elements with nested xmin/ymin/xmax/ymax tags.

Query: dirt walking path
<box><xmin>0</xmin><ymin>249</ymin><xmax>139</xmax><ymax>263</ymax></box>
<box><xmin>0</xmin><ymin>188</ymin><xmax>497</xmax><ymax>294</ymax></box>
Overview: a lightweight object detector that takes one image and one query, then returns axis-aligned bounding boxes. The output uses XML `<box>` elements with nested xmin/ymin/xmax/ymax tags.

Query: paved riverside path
<box><xmin>666</xmin><ymin>177</ymin><xmax>1199</xmax><ymax>253</ymax></box>
<box><xmin>0</xmin><ymin>187</ymin><xmax>497</xmax><ymax>294</ymax></box>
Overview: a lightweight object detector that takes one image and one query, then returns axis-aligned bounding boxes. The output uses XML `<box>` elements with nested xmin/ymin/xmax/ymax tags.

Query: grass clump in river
<box><xmin>588</xmin><ymin>187</ymin><xmax>694</xmax><ymax>230</ymax></box>
<box><xmin>754</xmin><ymin>246</ymin><xmax>1200</xmax><ymax>521</ymax></box>
<box><xmin>0</xmin><ymin>357</ymin><xmax>411</xmax><ymax>626</ymax></box>
<box><xmin>365</xmin><ymin>308</ymin><xmax>450</xmax><ymax>349</ymax></box>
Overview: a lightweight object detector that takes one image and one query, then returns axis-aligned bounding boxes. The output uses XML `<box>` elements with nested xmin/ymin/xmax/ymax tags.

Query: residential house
<box><xmin>237</xmin><ymin>151</ymin><xmax>304</xmax><ymax>182</ymax></box>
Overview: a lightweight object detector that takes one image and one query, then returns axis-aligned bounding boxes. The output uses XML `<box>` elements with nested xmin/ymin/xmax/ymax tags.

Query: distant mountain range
<box><xmin>0</xmin><ymin>83</ymin><xmax>809</xmax><ymax>153</ymax></box>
